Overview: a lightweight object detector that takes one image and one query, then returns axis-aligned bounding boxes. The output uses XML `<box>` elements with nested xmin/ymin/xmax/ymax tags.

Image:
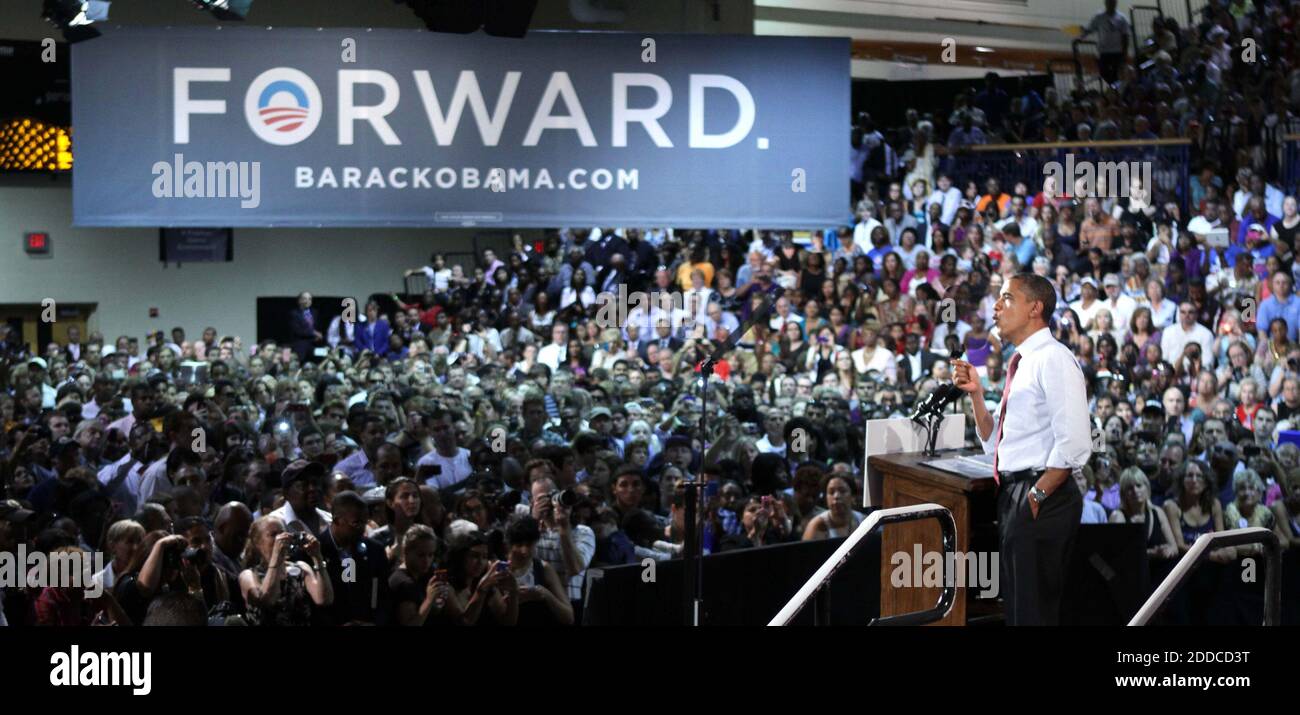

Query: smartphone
<box><xmin>495</xmin><ymin>562</ymin><xmax>509</xmax><ymax>573</ymax></box>
<box><xmin>433</xmin><ymin>568</ymin><xmax>449</xmax><ymax>582</ymax></box>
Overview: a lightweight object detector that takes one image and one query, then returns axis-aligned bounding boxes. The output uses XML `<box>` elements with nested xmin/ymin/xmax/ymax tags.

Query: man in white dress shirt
<box><xmin>953</xmin><ymin>272</ymin><xmax>1090</xmax><ymax>626</ymax></box>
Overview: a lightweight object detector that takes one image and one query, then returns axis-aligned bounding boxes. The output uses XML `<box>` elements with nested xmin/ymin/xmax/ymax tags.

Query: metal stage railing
<box><xmin>768</xmin><ymin>503</ymin><xmax>956</xmax><ymax>626</ymax></box>
<box><xmin>1128</xmin><ymin>527</ymin><xmax>1282</xmax><ymax>626</ymax></box>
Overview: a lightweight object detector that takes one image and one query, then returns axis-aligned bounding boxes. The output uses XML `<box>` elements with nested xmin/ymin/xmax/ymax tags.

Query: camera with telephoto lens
<box><xmin>549</xmin><ymin>489</ymin><xmax>578</xmax><ymax>508</ymax></box>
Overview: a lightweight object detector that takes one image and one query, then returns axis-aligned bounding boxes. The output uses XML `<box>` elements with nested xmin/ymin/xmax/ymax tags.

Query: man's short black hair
<box><xmin>143</xmin><ymin>592</ymin><xmax>208</xmax><ymax>626</ymax></box>
<box><xmin>331</xmin><ymin>490</ymin><xmax>367</xmax><ymax>516</ymax></box>
<box><xmin>1010</xmin><ymin>272</ymin><xmax>1056</xmax><ymax>323</ymax></box>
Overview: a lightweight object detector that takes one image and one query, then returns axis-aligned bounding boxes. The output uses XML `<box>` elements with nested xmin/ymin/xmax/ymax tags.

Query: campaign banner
<box><xmin>71</xmin><ymin>27</ymin><xmax>848</xmax><ymax>228</ymax></box>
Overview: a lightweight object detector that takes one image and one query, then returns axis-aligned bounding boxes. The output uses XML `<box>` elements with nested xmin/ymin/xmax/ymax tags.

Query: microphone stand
<box><xmin>917</xmin><ymin>348</ymin><xmax>966</xmax><ymax>458</ymax></box>
<box><xmin>683</xmin><ymin>291</ymin><xmax>776</xmax><ymax>626</ymax></box>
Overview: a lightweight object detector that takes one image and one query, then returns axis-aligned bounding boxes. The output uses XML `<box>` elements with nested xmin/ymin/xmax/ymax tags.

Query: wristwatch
<box><xmin>1029</xmin><ymin>485</ymin><xmax>1048</xmax><ymax>504</ymax></box>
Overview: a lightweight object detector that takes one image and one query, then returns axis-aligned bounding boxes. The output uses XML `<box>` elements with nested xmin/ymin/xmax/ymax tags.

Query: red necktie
<box><xmin>992</xmin><ymin>351</ymin><xmax>1023</xmax><ymax>484</ymax></box>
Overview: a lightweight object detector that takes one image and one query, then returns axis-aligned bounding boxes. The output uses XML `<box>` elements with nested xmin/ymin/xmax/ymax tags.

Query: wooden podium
<box><xmin>869</xmin><ymin>450</ymin><xmax>997</xmax><ymax>626</ymax></box>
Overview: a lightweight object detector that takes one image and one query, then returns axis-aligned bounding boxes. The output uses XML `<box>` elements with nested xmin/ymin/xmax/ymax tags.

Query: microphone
<box><xmin>919</xmin><ymin>346</ymin><xmax>966</xmax><ymax>418</ymax></box>
<box><xmin>909</xmin><ymin>391</ymin><xmax>940</xmax><ymax>424</ymax></box>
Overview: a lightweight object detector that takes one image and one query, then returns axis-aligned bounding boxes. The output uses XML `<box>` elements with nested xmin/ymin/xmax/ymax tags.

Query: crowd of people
<box><xmin>3</xmin><ymin>0</ymin><xmax>1300</xmax><ymax>627</ymax></box>
<box><xmin>854</xmin><ymin>0</ymin><xmax>1300</xmax><ymax>213</ymax></box>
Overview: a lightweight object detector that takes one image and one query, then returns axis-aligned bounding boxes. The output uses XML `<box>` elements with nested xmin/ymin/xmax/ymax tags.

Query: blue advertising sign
<box><xmin>72</xmin><ymin>27</ymin><xmax>848</xmax><ymax>228</ymax></box>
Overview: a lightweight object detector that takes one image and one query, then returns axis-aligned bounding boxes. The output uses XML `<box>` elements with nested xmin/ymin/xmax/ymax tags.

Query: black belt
<box><xmin>999</xmin><ymin>468</ymin><xmax>1045</xmax><ymax>485</ymax></box>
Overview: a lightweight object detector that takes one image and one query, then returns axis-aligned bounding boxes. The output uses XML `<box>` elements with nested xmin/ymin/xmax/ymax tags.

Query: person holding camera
<box><xmin>531</xmin><ymin>476</ymin><xmax>595</xmax><ymax>624</ymax></box>
<box><xmin>239</xmin><ymin>515</ymin><xmax>332</xmax><ymax>627</ymax></box>
<box><xmin>113</xmin><ymin>530</ymin><xmax>210</xmax><ymax>626</ymax></box>
<box><xmin>174</xmin><ymin>516</ymin><xmax>236</xmax><ymax>610</ymax></box>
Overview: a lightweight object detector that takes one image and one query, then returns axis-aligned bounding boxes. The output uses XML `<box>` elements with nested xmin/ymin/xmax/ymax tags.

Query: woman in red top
<box><xmin>33</xmin><ymin>546</ymin><xmax>131</xmax><ymax>626</ymax></box>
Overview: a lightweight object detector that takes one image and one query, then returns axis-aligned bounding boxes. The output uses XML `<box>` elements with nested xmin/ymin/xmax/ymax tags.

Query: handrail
<box><xmin>768</xmin><ymin>503</ymin><xmax>956</xmax><ymax>627</ymax></box>
<box><xmin>1128</xmin><ymin>527</ymin><xmax>1282</xmax><ymax>626</ymax></box>
<box><xmin>969</xmin><ymin>138</ymin><xmax>1192</xmax><ymax>152</ymax></box>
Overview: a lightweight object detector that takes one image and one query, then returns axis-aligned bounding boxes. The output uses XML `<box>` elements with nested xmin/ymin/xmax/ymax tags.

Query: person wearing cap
<box><xmin>1136</xmin><ymin>398</ymin><xmax>1166</xmax><ymax>438</ymax></box>
<box><xmin>1099</xmin><ymin>273</ymin><xmax>1136</xmax><ymax>330</ymax></box>
<box><xmin>0</xmin><ymin>498</ymin><xmax>37</xmax><ymax>553</ymax></box>
<box><xmin>269</xmin><ymin>459</ymin><xmax>334</xmax><ymax>535</ymax></box>
<box><xmin>953</xmin><ymin>272</ymin><xmax>1090</xmax><ymax>625</ymax></box>
<box><xmin>585</xmin><ymin>406</ymin><xmax>624</xmax><ymax>459</ymax></box>
<box><xmin>1068</xmin><ymin>276</ymin><xmax>1105</xmax><ymax>330</ymax></box>
<box><xmin>27</xmin><ymin>357</ymin><xmax>57</xmax><ymax>409</ymax></box>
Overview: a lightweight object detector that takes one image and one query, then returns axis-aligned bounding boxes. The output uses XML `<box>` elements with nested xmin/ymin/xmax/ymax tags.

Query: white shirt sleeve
<box><xmin>574</xmin><ymin>524</ymin><xmax>596</xmax><ymax>570</ymax></box>
<box><xmin>1044</xmin><ymin>347</ymin><xmax>1093</xmax><ymax>470</ymax></box>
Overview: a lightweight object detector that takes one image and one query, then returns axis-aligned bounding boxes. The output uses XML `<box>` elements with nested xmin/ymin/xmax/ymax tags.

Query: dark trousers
<box><xmin>1097</xmin><ymin>53</ymin><xmax>1124</xmax><ymax>85</ymax></box>
<box><xmin>998</xmin><ymin>475</ymin><xmax>1083</xmax><ymax>626</ymax></box>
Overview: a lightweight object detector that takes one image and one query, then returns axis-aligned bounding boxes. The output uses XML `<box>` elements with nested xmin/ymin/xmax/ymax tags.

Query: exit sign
<box><xmin>24</xmin><ymin>232</ymin><xmax>50</xmax><ymax>255</ymax></box>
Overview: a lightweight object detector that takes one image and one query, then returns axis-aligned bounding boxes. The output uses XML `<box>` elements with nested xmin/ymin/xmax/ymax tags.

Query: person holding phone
<box><xmin>505</xmin><ymin>515</ymin><xmax>573</xmax><ymax>626</ymax></box>
<box><xmin>446</xmin><ymin>530</ymin><xmax>518</xmax><ymax>626</ymax></box>
<box><xmin>391</xmin><ymin>525</ymin><xmax>454</xmax><ymax>626</ymax></box>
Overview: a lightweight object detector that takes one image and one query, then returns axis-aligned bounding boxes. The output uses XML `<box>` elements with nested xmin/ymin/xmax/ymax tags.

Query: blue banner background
<box><xmin>71</xmin><ymin>27</ymin><xmax>848</xmax><ymax>228</ymax></box>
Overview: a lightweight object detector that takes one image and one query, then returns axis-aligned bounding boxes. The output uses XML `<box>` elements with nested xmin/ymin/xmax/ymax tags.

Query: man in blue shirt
<box><xmin>1003</xmin><ymin>223</ymin><xmax>1037</xmax><ymax>269</ymax></box>
<box><xmin>1255</xmin><ymin>271</ymin><xmax>1300</xmax><ymax>342</ymax></box>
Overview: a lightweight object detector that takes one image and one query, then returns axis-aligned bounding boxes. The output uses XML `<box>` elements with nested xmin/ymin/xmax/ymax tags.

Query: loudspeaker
<box><xmin>406</xmin><ymin>0</ymin><xmax>482</xmax><ymax>34</ymax></box>
<box><xmin>482</xmin><ymin>0</ymin><xmax>538</xmax><ymax>38</ymax></box>
<box><xmin>403</xmin><ymin>0</ymin><xmax>538</xmax><ymax>37</ymax></box>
